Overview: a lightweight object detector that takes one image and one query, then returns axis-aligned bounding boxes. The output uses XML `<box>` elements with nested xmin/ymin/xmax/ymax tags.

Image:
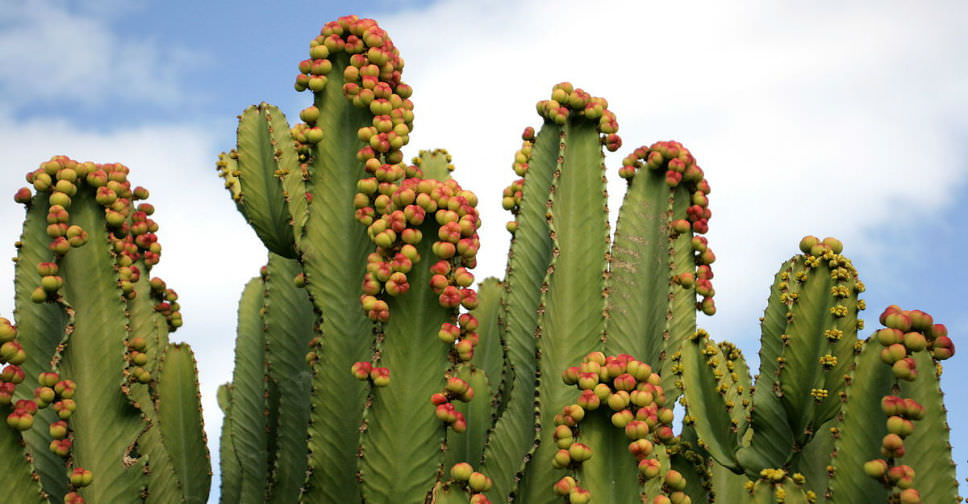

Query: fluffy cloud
<box><xmin>0</xmin><ymin>0</ymin><xmax>201</xmax><ymax>107</ymax></box>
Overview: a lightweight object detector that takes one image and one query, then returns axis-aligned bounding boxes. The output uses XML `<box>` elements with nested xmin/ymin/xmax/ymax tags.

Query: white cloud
<box><xmin>0</xmin><ymin>0</ymin><xmax>201</xmax><ymax>107</ymax></box>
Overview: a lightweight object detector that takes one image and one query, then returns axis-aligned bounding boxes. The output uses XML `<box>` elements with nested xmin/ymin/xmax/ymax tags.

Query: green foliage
<box><xmin>1</xmin><ymin>14</ymin><xmax>960</xmax><ymax>504</ymax></box>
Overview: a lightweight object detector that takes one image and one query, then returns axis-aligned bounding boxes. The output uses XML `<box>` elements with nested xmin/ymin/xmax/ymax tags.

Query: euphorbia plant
<box><xmin>0</xmin><ymin>14</ymin><xmax>959</xmax><ymax>504</ymax></box>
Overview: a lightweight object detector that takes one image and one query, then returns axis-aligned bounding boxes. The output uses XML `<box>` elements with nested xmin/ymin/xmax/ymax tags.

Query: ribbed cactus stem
<box><xmin>507</xmin><ymin>83</ymin><xmax>616</xmax><ymax>504</ymax></box>
<box><xmin>480</xmin><ymin>123</ymin><xmax>558</xmax><ymax>500</ymax></box>
<box><xmin>828</xmin><ymin>307</ymin><xmax>957</xmax><ymax>503</ymax></box>
<box><xmin>738</xmin><ymin>237</ymin><xmax>863</xmax><ymax>474</ymax></box>
<box><xmin>2</xmin><ymin>156</ymin><xmax>206</xmax><ymax>504</ymax></box>
<box><xmin>0</xmin><ymin>313</ymin><xmax>48</xmax><ymax>503</ymax></box>
<box><xmin>261</xmin><ymin>254</ymin><xmax>315</xmax><ymax>504</ymax></box>
<box><xmin>607</xmin><ymin>141</ymin><xmax>713</xmax><ymax>374</ymax></box>
<box><xmin>357</xmin><ymin>150</ymin><xmax>482</xmax><ymax>503</ymax></box>
<box><xmin>677</xmin><ymin>329</ymin><xmax>749</xmax><ymax>472</ymax></box>
<box><xmin>285</xmin><ymin>17</ymin><xmax>416</xmax><ymax>501</ymax></box>
<box><xmin>553</xmin><ymin>352</ymin><xmax>678</xmax><ymax>503</ymax></box>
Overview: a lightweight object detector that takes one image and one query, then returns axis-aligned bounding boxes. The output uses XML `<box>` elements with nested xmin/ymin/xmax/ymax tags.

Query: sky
<box><xmin>1</xmin><ymin>0</ymin><xmax>965</xmax><ymax>501</ymax></box>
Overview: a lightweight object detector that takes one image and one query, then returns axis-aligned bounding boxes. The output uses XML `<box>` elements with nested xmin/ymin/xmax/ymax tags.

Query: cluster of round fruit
<box><xmin>446</xmin><ymin>462</ymin><xmax>492</xmax><ymax>503</ymax></box>
<box><xmin>355</xmin><ymin>173</ymin><xmax>481</xmax><ymax>322</ymax></box>
<box><xmin>863</xmin><ymin>306</ymin><xmax>952</xmax><ymax>504</ymax></box>
<box><xmin>501</xmin><ymin>84</ymin><xmax>622</xmax><ymax>233</ymax></box>
<box><xmin>17</xmin><ymin>156</ymin><xmax>181</xmax><ymax>331</ymax></box>
<box><xmin>1</xmin><ymin>318</ymin><xmax>90</xmax><ymax>501</ymax></box>
<box><xmin>292</xmin><ymin>15</ymin><xmax>414</xmax><ymax>171</ymax></box>
<box><xmin>430</xmin><ymin>375</ymin><xmax>475</xmax><ymax>434</ymax></box>
<box><xmin>536</xmin><ymin>82</ymin><xmax>621</xmax><ymax>153</ymax></box>
<box><xmin>552</xmin><ymin>352</ymin><xmax>682</xmax><ymax>503</ymax></box>
<box><xmin>619</xmin><ymin>142</ymin><xmax>716</xmax><ymax>315</ymax></box>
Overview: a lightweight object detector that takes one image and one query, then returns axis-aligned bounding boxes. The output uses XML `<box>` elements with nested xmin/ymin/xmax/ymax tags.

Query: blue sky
<box><xmin>1</xmin><ymin>0</ymin><xmax>965</xmax><ymax>500</ymax></box>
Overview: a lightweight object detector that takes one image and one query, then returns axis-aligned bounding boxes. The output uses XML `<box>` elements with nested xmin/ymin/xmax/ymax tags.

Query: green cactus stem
<box><xmin>2</xmin><ymin>156</ymin><xmax>207</xmax><ymax>504</ymax></box>
<box><xmin>827</xmin><ymin>307</ymin><xmax>957</xmax><ymax>504</ymax></box>
<box><xmin>607</xmin><ymin>141</ymin><xmax>714</xmax><ymax>403</ymax></box>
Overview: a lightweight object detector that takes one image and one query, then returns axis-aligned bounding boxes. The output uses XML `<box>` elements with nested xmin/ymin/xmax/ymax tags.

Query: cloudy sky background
<box><xmin>1</xmin><ymin>0</ymin><xmax>965</xmax><ymax>500</ymax></box>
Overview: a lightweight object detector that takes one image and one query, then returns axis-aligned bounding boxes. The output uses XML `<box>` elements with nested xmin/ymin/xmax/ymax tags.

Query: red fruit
<box><xmin>906</xmin><ymin>310</ymin><xmax>933</xmax><ymax>331</ymax></box>
<box><xmin>670</xmin><ymin>219</ymin><xmax>690</xmax><ymax>234</ymax></box>
<box><xmin>881</xmin><ymin>395</ymin><xmax>902</xmax><ymax>416</ymax></box>
<box><xmin>14</xmin><ymin>187</ymin><xmax>32</xmax><ymax>204</ymax></box>
<box><xmin>655</xmin><ymin>425</ymin><xmax>675</xmax><ymax>442</ymax></box>
<box><xmin>576</xmin><ymin>389</ymin><xmax>600</xmax><ymax>411</ymax></box>
<box><xmin>638</xmin><ymin>457</ymin><xmax>661</xmax><ymax>478</ymax></box>
<box><xmin>553</xmin><ymin>476</ymin><xmax>576</xmax><ymax>496</ymax></box>
<box><xmin>900</xmin><ymin>398</ymin><xmax>925</xmax><ymax>420</ymax></box>
<box><xmin>886</xmin><ymin>415</ymin><xmax>915</xmax><ymax>437</ymax></box>
<box><xmin>664</xmin><ymin>469</ymin><xmax>686</xmax><ymax>491</ymax></box>
<box><xmin>1</xmin><ymin>364</ymin><xmax>24</xmax><ymax>384</ymax></box>
<box><xmin>1</xmin><ymin>341</ymin><xmax>25</xmax><ymax>365</ymax></box>
<box><xmin>568</xmin><ymin>442</ymin><xmax>592</xmax><ymax>463</ymax></box>
<box><xmin>569</xmin><ymin>487</ymin><xmax>591</xmax><ymax>504</ymax></box>
<box><xmin>444</xmin><ymin>377</ymin><xmax>469</xmax><ymax>396</ymax></box>
<box><xmin>863</xmin><ymin>458</ymin><xmax>888</xmax><ymax>478</ymax></box>
<box><xmin>50</xmin><ymin>439</ymin><xmax>72</xmax><ymax>457</ymax></box>
<box><xmin>931</xmin><ymin>335</ymin><xmax>955</xmax><ymax>360</ymax></box>
<box><xmin>450</xmin><ymin>462</ymin><xmax>473</xmax><ymax>481</ymax></box>
<box><xmin>467</xmin><ymin>472</ymin><xmax>491</xmax><ymax>492</ymax></box>
<box><xmin>891</xmin><ymin>358</ymin><xmax>917</xmax><ymax>381</ymax></box>
<box><xmin>902</xmin><ymin>332</ymin><xmax>927</xmax><ymax>352</ymax></box>
<box><xmin>577</xmin><ymin>372</ymin><xmax>599</xmax><ymax>390</ymax></box>
<box><xmin>351</xmin><ymin>361</ymin><xmax>373</xmax><ymax>380</ymax></box>
<box><xmin>451</xmin><ymin>413</ymin><xmax>467</xmax><ymax>433</ymax></box>
<box><xmin>611</xmin><ymin>409</ymin><xmax>633</xmax><ymax>428</ymax></box>
<box><xmin>700</xmin><ymin>297</ymin><xmax>716</xmax><ymax>316</ymax></box>
<box><xmin>459</xmin><ymin>289</ymin><xmax>479</xmax><ymax>310</ymax></box>
<box><xmin>898</xmin><ymin>488</ymin><xmax>921</xmax><ymax>504</ymax></box>
<box><xmin>438</xmin><ymin>286</ymin><xmax>461</xmax><ymax>309</ymax></box>
<box><xmin>370</xmin><ymin>367</ymin><xmax>390</xmax><ymax>387</ymax></box>
<box><xmin>6</xmin><ymin>408</ymin><xmax>33</xmax><ymax>430</ymax></box>
<box><xmin>875</xmin><ymin>328</ymin><xmax>903</xmax><ymax>346</ymax></box>
<box><xmin>70</xmin><ymin>467</ymin><xmax>93</xmax><ymax>487</ymax></box>
<box><xmin>880</xmin><ymin>433</ymin><xmax>905</xmax><ymax>457</ymax></box>
<box><xmin>64</xmin><ymin>491</ymin><xmax>85</xmax><ymax>504</ymax></box>
<box><xmin>49</xmin><ymin>420</ymin><xmax>69</xmax><ymax>439</ymax></box>
<box><xmin>34</xmin><ymin>386</ymin><xmax>55</xmax><ymax>406</ymax></box>
<box><xmin>552</xmin><ymin>449</ymin><xmax>571</xmax><ymax>469</ymax></box>
<box><xmin>0</xmin><ymin>382</ymin><xmax>15</xmax><ymax>405</ymax></box>
<box><xmin>625</xmin><ymin>420</ymin><xmax>650</xmax><ymax>440</ymax></box>
<box><xmin>629</xmin><ymin>438</ymin><xmax>655</xmax><ymax>460</ymax></box>
<box><xmin>880</xmin><ymin>343</ymin><xmax>907</xmax><ymax>364</ymax></box>
<box><xmin>0</xmin><ymin>318</ymin><xmax>15</xmax><ymax>343</ymax></box>
<box><xmin>608</xmin><ymin>391</ymin><xmax>631</xmax><ymax>411</ymax></box>
<box><xmin>613</xmin><ymin>373</ymin><xmax>636</xmax><ymax>391</ymax></box>
<box><xmin>437</xmin><ymin>323</ymin><xmax>459</xmax><ymax>344</ymax></box>
<box><xmin>54</xmin><ymin>380</ymin><xmax>76</xmax><ymax>398</ymax></box>
<box><xmin>435</xmin><ymin>402</ymin><xmax>456</xmax><ymax>422</ymax></box>
<box><xmin>884</xmin><ymin>311</ymin><xmax>912</xmax><ymax>332</ymax></box>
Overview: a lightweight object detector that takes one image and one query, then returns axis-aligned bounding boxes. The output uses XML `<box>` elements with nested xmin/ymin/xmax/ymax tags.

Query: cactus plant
<box><xmin>1</xmin><ymin>13</ymin><xmax>961</xmax><ymax>504</ymax></box>
<box><xmin>1</xmin><ymin>156</ymin><xmax>210</xmax><ymax>503</ymax></box>
<box><xmin>212</xmin><ymin>15</ymin><xmax>960</xmax><ymax>504</ymax></box>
